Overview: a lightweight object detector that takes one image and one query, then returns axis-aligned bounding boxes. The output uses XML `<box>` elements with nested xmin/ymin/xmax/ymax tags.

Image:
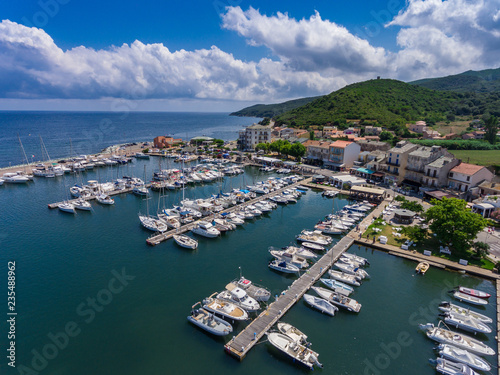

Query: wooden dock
<box><xmin>224</xmin><ymin>235</ymin><xmax>354</xmax><ymax>360</ymax></box>
<box><xmin>146</xmin><ymin>179</ymin><xmax>311</xmax><ymax>246</ymax></box>
<box><xmin>497</xmin><ymin>279</ymin><xmax>500</xmax><ymax>375</ymax></box>
<box><xmin>47</xmin><ymin>184</ymin><xmax>151</xmax><ymax>209</ymax></box>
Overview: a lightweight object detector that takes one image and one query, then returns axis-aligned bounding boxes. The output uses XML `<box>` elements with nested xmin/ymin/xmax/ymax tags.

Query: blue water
<box><xmin>0</xmin><ymin>111</ymin><xmax>261</xmax><ymax>168</ymax></box>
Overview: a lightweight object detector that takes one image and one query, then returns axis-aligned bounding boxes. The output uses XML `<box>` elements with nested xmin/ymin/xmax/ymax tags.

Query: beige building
<box><xmin>238</xmin><ymin>123</ymin><xmax>272</xmax><ymax>150</ymax></box>
<box><xmin>384</xmin><ymin>141</ymin><xmax>418</xmax><ymax>185</ymax></box>
<box><xmin>403</xmin><ymin>146</ymin><xmax>454</xmax><ymax>189</ymax></box>
<box><xmin>421</xmin><ymin>156</ymin><xmax>459</xmax><ymax>188</ymax></box>
<box><xmin>448</xmin><ymin>163</ymin><xmax>494</xmax><ymax>192</ymax></box>
<box><xmin>364</xmin><ymin>126</ymin><xmax>383</xmax><ymax>135</ymax></box>
<box><xmin>303</xmin><ymin>140</ymin><xmax>331</xmax><ymax>164</ymax></box>
<box><xmin>409</xmin><ymin>121</ymin><xmax>427</xmax><ymax>134</ymax></box>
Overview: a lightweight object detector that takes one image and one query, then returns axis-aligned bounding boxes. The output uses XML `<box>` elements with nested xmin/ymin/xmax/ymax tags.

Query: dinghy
<box><xmin>438</xmin><ymin>302</ymin><xmax>492</xmax><ymax>324</ymax></box>
<box><xmin>452</xmin><ymin>291</ymin><xmax>488</xmax><ymax>306</ymax></box>
<box><xmin>456</xmin><ymin>287</ymin><xmax>491</xmax><ymax>299</ymax></box>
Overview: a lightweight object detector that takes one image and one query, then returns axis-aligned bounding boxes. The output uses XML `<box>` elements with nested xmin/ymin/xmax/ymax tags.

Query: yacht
<box><xmin>311</xmin><ymin>286</ymin><xmax>362</xmax><ymax>313</ymax></box>
<box><xmin>58</xmin><ymin>201</ymin><xmax>76</xmax><ymax>214</ymax></box>
<box><xmin>173</xmin><ymin>234</ymin><xmax>198</xmax><ymax>250</ymax></box>
<box><xmin>268</xmin><ymin>260</ymin><xmax>300</xmax><ymax>274</ymax></box>
<box><xmin>2</xmin><ymin>172</ymin><xmax>30</xmax><ymax>184</ymax></box>
<box><xmin>276</xmin><ymin>322</ymin><xmax>307</xmax><ymax>344</ymax></box>
<box><xmin>229</xmin><ymin>277</ymin><xmax>270</xmax><ymax>302</ymax></box>
<box><xmin>139</xmin><ymin>215</ymin><xmax>168</xmax><ymax>232</ymax></box>
<box><xmin>73</xmin><ymin>199</ymin><xmax>92</xmax><ymax>211</ymax></box>
<box><xmin>96</xmin><ymin>193</ymin><xmax>114</xmax><ymax>205</ymax></box>
<box><xmin>217</xmin><ymin>285</ymin><xmax>260</xmax><ymax>312</ymax></box>
<box><xmin>266</xmin><ymin>332</ymin><xmax>322</xmax><ymax>370</ymax></box>
<box><xmin>438</xmin><ymin>344</ymin><xmax>491</xmax><ymax>372</ymax></box>
<box><xmin>132</xmin><ymin>186</ymin><xmax>149</xmax><ymax>196</ymax></box>
<box><xmin>435</xmin><ymin>358</ymin><xmax>479</xmax><ymax>375</ymax></box>
<box><xmin>202</xmin><ymin>293</ymin><xmax>249</xmax><ymax>321</ymax></box>
<box><xmin>191</xmin><ymin>221</ymin><xmax>220</xmax><ymax>238</ymax></box>
<box><xmin>438</xmin><ymin>302</ymin><xmax>492</xmax><ymax>324</ymax></box>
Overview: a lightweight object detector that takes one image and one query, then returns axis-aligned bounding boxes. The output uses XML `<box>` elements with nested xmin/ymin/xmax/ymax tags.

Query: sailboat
<box><xmin>138</xmin><ymin>168</ymin><xmax>168</xmax><ymax>233</ymax></box>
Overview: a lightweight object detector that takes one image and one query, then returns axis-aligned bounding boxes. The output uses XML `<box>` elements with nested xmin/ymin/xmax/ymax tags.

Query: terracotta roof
<box><xmin>330</xmin><ymin>140</ymin><xmax>353</xmax><ymax>148</ymax></box>
<box><xmin>303</xmin><ymin>140</ymin><xmax>331</xmax><ymax>149</ymax></box>
<box><xmin>450</xmin><ymin>163</ymin><xmax>485</xmax><ymax>176</ymax></box>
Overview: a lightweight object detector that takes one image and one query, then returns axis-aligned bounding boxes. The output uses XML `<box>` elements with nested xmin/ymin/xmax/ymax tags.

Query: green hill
<box><xmin>410</xmin><ymin>67</ymin><xmax>500</xmax><ymax>92</ymax></box>
<box><xmin>229</xmin><ymin>96</ymin><xmax>321</xmax><ymax>117</ymax></box>
<box><xmin>274</xmin><ymin>79</ymin><xmax>462</xmax><ymax>128</ymax></box>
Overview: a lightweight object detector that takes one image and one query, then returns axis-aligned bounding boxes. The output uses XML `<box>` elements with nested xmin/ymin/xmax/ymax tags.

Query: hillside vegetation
<box><xmin>230</xmin><ymin>96</ymin><xmax>321</xmax><ymax>117</ymax></box>
<box><xmin>411</xmin><ymin>68</ymin><xmax>500</xmax><ymax>93</ymax></box>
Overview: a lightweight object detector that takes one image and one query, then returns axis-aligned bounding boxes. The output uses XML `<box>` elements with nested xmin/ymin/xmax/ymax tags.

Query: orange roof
<box><xmin>450</xmin><ymin>163</ymin><xmax>485</xmax><ymax>176</ymax></box>
<box><xmin>303</xmin><ymin>140</ymin><xmax>331</xmax><ymax>148</ymax></box>
<box><xmin>330</xmin><ymin>140</ymin><xmax>353</xmax><ymax>148</ymax></box>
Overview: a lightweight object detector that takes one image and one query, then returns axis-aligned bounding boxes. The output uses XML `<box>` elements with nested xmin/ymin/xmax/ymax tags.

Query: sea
<box><xmin>0</xmin><ymin>113</ymin><xmax>497</xmax><ymax>375</ymax></box>
<box><xmin>0</xmin><ymin>111</ymin><xmax>262</xmax><ymax>168</ymax></box>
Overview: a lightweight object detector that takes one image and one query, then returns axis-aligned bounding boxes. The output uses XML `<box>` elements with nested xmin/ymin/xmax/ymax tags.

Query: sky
<box><xmin>0</xmin><ymin>0</ymin><xmax>499</xmax><ymax>112</ymax></box>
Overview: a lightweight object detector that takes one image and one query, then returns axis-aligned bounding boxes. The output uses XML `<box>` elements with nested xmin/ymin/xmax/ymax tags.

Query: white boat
<box><xmin>173</xmin><ymin>234</ymin><xmax>198</xmax><ymax>249</ymax></box>
<box><xmin>139</xmin><ymin>215</ymin><xmax>169</xmax><ymax>232</ymax></box>
<box><xmin>318</xmin><ymin>225</ymin><xmax>343</xmax><ymax>235</ymax></box>
<box><xmin>73</xmin><ymin>199</ymin><xmax>92</xmax><ymax>211</ymax></box>
<box><xmin>419</xmin><ymin>323</ymin><xmax>495</xmax><ymax>356</ymax></box>
<box><xmin>270</xmin><ymin>246</ymin><xmax>317</xmax><ymax>260</ymax></box>
<box><xmin>191</xmin><ymin>221</ymin><xmax>220</xmax><ymax>238</ymax></box>
<box><xmin>303</xmin><ymin>294</ymin><xmax>338</xmax><ymax>316</ymax></box>
<box><xmin>218</xmin><ymin>284</ymin><xmax>260</xmax><ymax>312</ymax></box>
<box><xmin>2</xmin><ymin>172</ymin><xmax>29</xmax><ymax>184</ymax></box>
<box><xmin>342</xmin><ymin>252</ymin><xmax>370</xmax><ymax>266</ymax></box>
<box><xmin>301</xmin><ymin>242</ymin><xmax>325</xmax><ymax>252</ymax></box>
<box><xmin>435</xmin><ymin>358</ymin><xmax>480</xmax><ymax>375</ymax></box>
<box><xmin>96</xmin><ymin>193</ymin><xmax>114</xmax><ymax>205</ymax></box>
<box><xmin>456</xmin><ymin>286</ymin><xmax>491</xmax><ymax>299</ymax></box>
<box><xmin>266</xmin><ymin>332</ymin><xmax>322</xmax><ymax>370</ymax></box>
<box><xmin>311</xmin><ymin>286</ymin><xmax>362</xmax><ymax>313</ymax></box>
<box><xmin>452</xmin><ymin>291</ymin><xmax>488</xmax><ymax>306</ymax></box>
<box><xmin>328</xmin><ymin>270</ymin><xmax>361</xmax><ymax>287</ymax></box>
<box><xmin>0</xmin><ymin>178</ymin><xmax>4</xmax><ymax>186</ymax></box>
<box><xmin>268</xmin><ymin>260</ymin><xmax>300</xmax><ymax>274</ymax></box>
<box><xmin>202</xmin><ymin>293</ymin><xmax>248</xmax><ymax>321</ymax></box>
<box><xmin>296</xmin><ymin>231</ymin><xmax>331</xmax><ymax>246</ymax></box>
<box><xmin>439</xmin><ymin>312</ymin><xmax>492</xmax><ymax>334</ymax></box>
<box><xmin>230</xmin><ymin>277</ymin><xmax>271</xmax><ymax>302</ymax></box>
<box><xmin>438</xmin><ymin>302</ymin><xmax>492</xmax><ymax>324</ymax></box>
<box><xmin>338</xmin><ymin>256</ymin><xmax>364</xmax><ymax>269</ymax></box>
<box><xmin>438</xmin><ymin>344</ymin><xmax>491</xmax><ymax>372</ymax></box>
<box><xmin>158</xmin><ymin>214</ymin><xmax>181</xmax><ymax>229</ymax></box>
<box><xmin>134</xmin><ymin>152</ymin><xmax>150</xmax><ymax>159</ymax></box>
<box><xmin>58</xmin><ymin>201</ymin><xmax>76</xmax><ymax>214</ymax></box>
<box><xmin>271</xmin><ymin>251</ymin><xmax>309</xmax><ymax>269</ymax></box>
<box><xmin>276</xmin><ymin>322</ymin><xmax>308</xmax><ymax>344</ymax></box>
<box><xmin>132</xmin><ymin>186</ymin><xmax>149</xmax><ymax>196</ymax></box>
<box><xmin>334</xmin><ymin>262</ymin><xmax>370</xmax><ymax>279</ymax></box>
<box><xmin>187</xmin><ymin>304</ymin><xmax>232</xmax><ymax>336</ymax></box>
<box><xmin>319</xmin><ymin>278</ymin><xmax>354</xmax><ymax>296</ymax></box>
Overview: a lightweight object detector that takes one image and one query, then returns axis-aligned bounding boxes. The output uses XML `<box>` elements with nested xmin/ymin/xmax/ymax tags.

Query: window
<box><xmin>433</xmin><ymin>170</ymin><xmax>436</xmax><ymax>178</ymax></box>
<box><xmin>449</xmin><ymin>172</ymin><xmax>453</xmax><ymax>178</ymax></box>
<box><xmin>466</xmin><ymin>176</ymin><xmax>470</xmax><ymax>181</ymax></box>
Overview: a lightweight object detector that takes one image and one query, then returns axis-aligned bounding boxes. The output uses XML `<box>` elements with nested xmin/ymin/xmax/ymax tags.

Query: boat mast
<box><xmin>17</xmin><ymin>134</ymin><xmax>31</xmax><ymax>173</ymax></box>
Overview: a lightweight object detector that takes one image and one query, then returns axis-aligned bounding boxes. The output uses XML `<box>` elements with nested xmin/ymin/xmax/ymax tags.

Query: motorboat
<box><xmin>435</xmin><ymin>358</ymin><xmax>480</xmax><ymax>375</ymax></box>
<box><xmin>158</xmin><ymin>214</ymin><xmax>181</xmax><ymax>229</ymax></box>
<box><xmin>58</xmin><ymin>201</ymin><xmax>76</xmax><ymax>214</ymax></box>
<box><xmin>73</xmin><ymin>199</ymin><xmax>92</xmax><ymax>211</ymax></box>
<box><xmin>438</xmin><ymin>302</ymin><xmax>492</xmax><ymax>324</ymax></box>
<box><xmin>328</xmin><ymin>270</ymin><xmax>361</xmax><ymax>286</ymax></box>
<box><xmin>191</xmin><ymin>221</ymin><xmax>220</xmax><ymax>238</ymax></box>
<box><xmin>319</xmin><ymin>278</ymin><xmax>354</xmax><ymax>296</ymax></box>
<box><xmin>212</xmin><ymin>218</ymin><xmax>235</xmax><ymax>232</ymax></box>
<box><xmin>416</xmin><ymin>262</ymin><xmax>430</xmax><ymax>275</ymax></box>
<box><xmin>271</xmin><ymin>251</ymin><xmax>309</xmax><ymax>269</ymax></box>
<box><xmin>218</xmin><ymin>284</ymin><xmax>260</xmax><ymax>312</ymax></box>
<box><xmin>173</xmin><ymin>234</ymin><xmax>198</xmax><ymax>250</ymax></box>
<box><xmin>269</xmin><ymin>260</ymin><xmax>300</xmax><ymax>274</ymax></box>
<box><xmin>2</xmin><ymin>172</ymin><xmax>30</xmax><ymax>184</ymax></box>
<box><xmin>439</xmin><ymin>312</ymin><xmax>492</xmax><ymax>334</ymax></box>
<box><xmin>334</xmin><ymin>262</ymin><xmax>370</xmax><ymax>279</ymax></box>
<box><xmin>311</xmin><ymin>286</ymin><xmax>361</xmax><ymax>313</ymax></box>
<box><xmin>139</xmin><ymin>215</ymin><xmax>169</xmax><ymax>232</ymax></box>
<box><xmin>133</xmin><ymin>186</ymin><xmax>149</xmax><ymax>196</ymax></box>
<box><xmin>0</xmin><ymin>178</ymin><xmax>4</xmax><ymax>186</ymax></box>
<box><xmin>269</xmin><ymin>246</ymin><xmax>317</xmax><ymax>260</ymax></box>
<box><xmin>134</xmin><ymin>152</ymin><xmax>150</xmax><ymax>159</ymax></box>
<box><xmin>222</xmin><ymin>213</ymin><xmax>245</xmax><ymax>226</ymax></box>
<box><xmin>317</xmin><ymin>225</ymin><xmax>343</xmax><ymax>235</ymax></box>
<box><xmin>338</xmin><ymin>256</ymin><xmax>364</xmax><ymax>269</ymax></box>
<box><xmin>276</xmin><ymin>322</ymin><xmax>308</xmax><ymax>344</ymax></box>
<box><xmin>419</xmin><ymin>323</ymin><xmax>495</xmax><ymax>356</ymax></box>
<box><xmin>187</xmin><ymin>304</ymin><xmax>233</xmax><ymax>336</ymax></box>
<box><xmin>303</xmin><ymin>294</ymin><xmax>338</xmax><ymax>316</ymax></box>
<box><xmin>452</xmin><ymin>292</ymin><xmax>488</xmax><ymax>306</ymax></box>
<box><xmin>96</xmin><ymin>193</ymin><xmax>114</xmax><ymax>205</ymax></box>
<box><xmin>230</xmin><ymin>277</ymin><xmax>270</xmax><ymax>302</ymax></box>
<box><xmin>438</xmin><ymin>344</ymin><xmax>491</xmax><ymax>372</ymax></box>
<box><xmin>456</xmin><ymin>287</ymin><xmax>491</xmax><ymax>299</ymax></box>
<box><xmin>202</xmin><ymin>293</ymin><xmax>248</xmax><ymax>321</ymax></box>
<box><xmin>296</xmin><ymin>231</ymin><xmax>331</xmax><ymax>246</ymax></box>
<box><xmin>322</xmin><ymin>190</ymin><xmax>338</xmax><ymax>198</ymax></box>
<box><xmin>266</xmin><ymin>332</ymin><xmax>322</xmax><ymax>370</ymax></box>
<box><xmin>301</xmin><ymin>242</ymin><xmax>325</xmax><ymax>252</ymax></box>
<box><xmin>342</xmin><ymin>252</ymin><xmax>370</xmax><ymax>266</ymax></box>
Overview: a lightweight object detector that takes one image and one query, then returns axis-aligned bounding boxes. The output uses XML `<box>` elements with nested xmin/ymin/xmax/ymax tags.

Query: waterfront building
<box><xmin>238</xmin><ymin>123</ymin><xmax>272</xmax><ymax>151</ymax></box>
<box><xmin>153</xmin><ymin>136</ymin><xmax>183</xmax><ymax>149</ymax></box>
<box><xmin>447</xmin><ymin>163</ymin><xmax>494</xmax><ymax>192</ymax></box>
<box><xmin>384</xmin><ymin>141</ymin><xmax>418</xmax><ymax>185</ymax></box>
<box><xmin>403</xmin><ymin>146</ymin><xmax>454</xmax><ymax>191</ymax></box>
<box><xmin>303</xmin><ymin>140</ymin><xmax>331</xmax><ymax>165</ymax></box>
<box><xmin>327</xmin><ymin>140</ymin><xmax>361</xmax><ymax>171</ymax></box>
<box><xmin>421</xmin><ymin>156</ymin><xmax>459</xmax><ymax>188</ymax></box>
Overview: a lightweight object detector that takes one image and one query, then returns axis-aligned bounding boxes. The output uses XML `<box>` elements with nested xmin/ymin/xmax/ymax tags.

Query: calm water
<box><xmin>0</xmin><ymin>111</ymin><xmax>261</xmax><ymax>168</ymax></box>
<box><xmin>0</xmin><ymin>161</ymin><xmax>497</xmax><ymax>374</ymax></box>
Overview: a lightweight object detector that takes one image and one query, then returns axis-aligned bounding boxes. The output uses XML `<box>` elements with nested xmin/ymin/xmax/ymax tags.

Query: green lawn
<box><xmin>362</xmin><ymin>219</ymin><xmax>495</xmax><ymax>270</ymax></box>
<box><xmin>450</xmin><ymin>150</ymin><xmax>500</xmax><ymax>167</ymax></box>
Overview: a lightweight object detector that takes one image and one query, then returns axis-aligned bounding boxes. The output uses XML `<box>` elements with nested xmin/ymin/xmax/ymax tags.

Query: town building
<box><xmin>447</xmin><ymin>163</ymin><xmax>494</xmax><ymax>192</ymax></box>
<box><xmin>303</xmin><ymin>140</ymin><xmax>332</xmax><ymax>165</ymax></box>
<box><xmin>403</xmin><ymin>146</ymin><xmax>454</xmax><ymax>190</ymax></box>
<box><xmin>409</xmin><ymin>121</ymin><xmax>427</xmax><ymax>134</ymax></box>
<box><xmin>327</xmin><ymin>140</ymin><xmax>361</xmax><ymax>171</ymax></box>
<box><xmin>384</xmin><ymin>141</ymin><xmax>418</xmax><ymax>185</ymax></box>
<box><xmin>421</xmin><ymin>156</ymin><xmax>459</xmax><ymax>188</ymax></box>
<box><xmin>364</xmin><ymin>126</ymin><xmax>383</xmax><ymax>135</ymax></box>
<box><xmin>153</xmin><ymin>136</ymin><xmax>183</xmax><ymax>149</ymax></box>
<box><xmin>423</xmin><ymin>129</ymin><xmax>441</xmax><ymax>139</ymax></box>
<box><xmin>356</xmin><ymin>140</ymin><xmax>391</xmax><ymax>152</ymax></box>
<box><xmin>238</xmin><ymin>123</ymin><xmax>272</xmax><ymax>151</ymax></box>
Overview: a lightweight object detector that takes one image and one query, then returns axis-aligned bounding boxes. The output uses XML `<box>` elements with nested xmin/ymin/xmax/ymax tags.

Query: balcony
<box><xmin>386</xmin><ymin>160</ymin><xmax>400</xmax><ymax>167</ymax></box>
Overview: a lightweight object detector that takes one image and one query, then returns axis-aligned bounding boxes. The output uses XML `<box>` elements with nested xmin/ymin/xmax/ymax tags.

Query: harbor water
<box><xmin>0</xmin><ymin>159</ymin><xmax>497</xmax><ymax>374</ymax></box>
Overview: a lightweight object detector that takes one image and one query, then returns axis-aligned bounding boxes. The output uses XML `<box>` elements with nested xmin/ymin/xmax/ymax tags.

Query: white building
<box><xmin>327</xmin><ymin>140</ymin><xmax>361</xmax><ymax>171</ymax></box>
<box><xmin>447</xmin><ymin>163</ymin><xmax>494</xmax><ymax>192</ymax></box>
<box><xmin>238</xmin><ymin>123</ymin><xmax>273</xmax><ymax>151</ymax></box>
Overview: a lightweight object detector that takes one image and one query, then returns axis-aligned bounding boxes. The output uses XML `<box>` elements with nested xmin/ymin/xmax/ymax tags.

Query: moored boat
<box><xmin>328</xmin><ymin>270</ymin><xmax>361</xmax><ymax>287</ymax></box>
<box><xmin>334</xmin><ymin>262</ymin><xmax>370</xmax><ymax>279</ymax></box>
<box><xmin>276</xmin><ymin>322</ymin><xmax>308</xmax><ymax>344</ymax></box>
<box><xmin>218</xmin><ymin>284</ymin><xmax>260</xmax><ymax>312</ymax></box>
<box><xmin>187</xmin><ymin>303</ymin><xmax>233</xmax><ymax>336</ymax></box>
<box><xmin>268</xmin><ymin>260</ymin><xmax>300</xmax><ymax>274</ymax></box>
<box><xmin>311</xmin><ymin>286</ymin><xmax>362</xmax><ymax>313</ymax></box>
<box><xmin>230</xmin><ymin>277</ymin><xmax>271</xmax><ymax>302</ymax></box>
<box><xmin>416</xmin><ymin>262</ymin><xmax>430</xmax><ymax>275</ymax></box>
<box><xmin>319</xmin><ymin>278</ymin><xmax>354</xmax><ymax>296</ymax></box>
<box><xmin>438</xmin><ymin>302</ymin><xmax>492</xmax><ymax>324</ymax></box>
<box><xmin>435</xmin><ymin>357</ymin><xmax>480</xmax><ymax>375</ymax></box>
<box><xmin>452</xmin><ymin>291</ymin><xmax>488</xmax><ymax>306</ymax></box>
<box><xmin>301</xmin><ymin>242</ymin><xmax>325</xmax><ymax>252</ymax></box>
<box><xmin>439</xmin><ymin>312</ymin><xmax>492</xmax><ymax>334</ymax></box>
<box><xmin>438</xmin><ymin>344</ymin><xmax>491</xmax><ymax>372</ymax></box>
<box><xmin>173</xmin><ymin>234</ymin><xmax>198</xmax><ymax>249</ymax></box>
<box><xmin>73</xmin><ymin>199</ymin><xmax>92</xmax><ymax>211</ymax></box>
<box><xmin>266</xmin><ymin>332</ymin><xmax>322</xmax><ymax>370</ymax></box>
<box><xmin>303</xmin><ymin>294</ymin><xmax>338</xmax><ymax>316</ymax></box>
<box><xmin>58</xmin><ymin>201</ymin><xmax>76</xmax><ymax>214</ymax></box>
<box><xmin>457</xmin><ymin>286</ymin><xmax>491</xmax><ymax>299</ymax></box>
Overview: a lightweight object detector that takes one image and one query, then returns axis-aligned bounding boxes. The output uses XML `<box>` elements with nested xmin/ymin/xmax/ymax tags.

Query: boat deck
<box><xmin>145</xmin><ymin>179</ymin><xmax>311</xmax><ymax>246</ymax></box>
<box><xmin>224</xmin><ymin>236</ymin><xmax>354</xmax><ymax>360</ymax></box>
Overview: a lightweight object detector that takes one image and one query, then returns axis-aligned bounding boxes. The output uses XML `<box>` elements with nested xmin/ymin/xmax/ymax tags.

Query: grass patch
<box><xmin>449</xmin><ymin>150</ymin><xmax>500</xmax><ymax>167</ymax></box>
<box><xmin>432</xmin><ymin>120</ymin><xmax>470</xmax><ymax>136</ymax></box>
<box><xmin>362</xmin><ymin>219</ymin><xmax>494</xmax><ymax>270</ymax></box>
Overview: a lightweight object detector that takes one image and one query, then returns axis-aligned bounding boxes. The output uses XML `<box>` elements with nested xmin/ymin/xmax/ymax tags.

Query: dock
<box><xmin>146</xmin><ymin>179</ymin><xmax>312</xmax><ymax>246</ymax></box>
<box><xmin>47</xmin><ymin>184</ymin><xmax>152</xmax><ymax>209</ymax></box>
<box><xmin>497</xmin><ymin>279</ymin><xmax>500</xmax><ymax>375</ymax></box>
<box><xmin>224</xmin><ymin>235</ymin><xmax>354</xmax><ymax>360</ymax></box>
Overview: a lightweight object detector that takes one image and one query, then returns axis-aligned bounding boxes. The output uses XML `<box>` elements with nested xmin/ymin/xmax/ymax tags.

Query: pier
<box><xmin>146</xmin><ymin>178</ymin><xmax>311</xmax><ymax>246</ymax></box>
<box><xmin>224</xmin><ymin>235</ymin><xmax>354</xmax><ymax>360</ymax></box>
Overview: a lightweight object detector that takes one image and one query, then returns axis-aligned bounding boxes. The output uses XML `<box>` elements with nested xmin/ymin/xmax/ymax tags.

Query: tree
<box><xmin>255</xmin><ymin>143</ymin><xmax>270</xmax><ymax>152</ymax></box>
<box><xmin>213</xmin><ymin>139</ymin><xmax>224</xmax><ymax>147</ymax></box>
<box><xmin>473</xmin><ymin>241</ymin><xmax>490</xmax><ymax>258</ymax></box>
<box><xmin>290</xmin><ymin>143</ymin><xmax>306</xmax><ymax>161</ymax></box>
<box><xmin>379</xmin><ymin>131</ymin><xmax>393</xmax><ymax>142</ymax></box>
<box><xmin>484</xmin><ymin>115</ymin><xmax>498</xmax><ymax>144</ymax></box>
<box><xmin>309</xmin><ymin>130</ymin><xmax>315</xmax><ymax>140</ymax></box>
<box><xmin>281</xmin><ymin>143</ymin><xmax>291</xmax><ymax>159</ymax></box>
<box><xmin>401</xmin><ymin>225</ymin><xmax>428</xmax><ymax>244</ymax></box>
<box><xmin>401</xmin><ymin>200</ymin><xmax>424</xmax><ymax>213</ymax></box>
<box><xmin>424</xmin><ymin>197</ymin><xmax>488</xmax><ymax>254</ymax></box>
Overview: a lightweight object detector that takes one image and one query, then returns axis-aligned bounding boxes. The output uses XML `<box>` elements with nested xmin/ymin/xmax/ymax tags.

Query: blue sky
<box><xmin>0</xmin><ymin>0</ymin><xmax>499</xmax><ymax>111</ymax></box>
